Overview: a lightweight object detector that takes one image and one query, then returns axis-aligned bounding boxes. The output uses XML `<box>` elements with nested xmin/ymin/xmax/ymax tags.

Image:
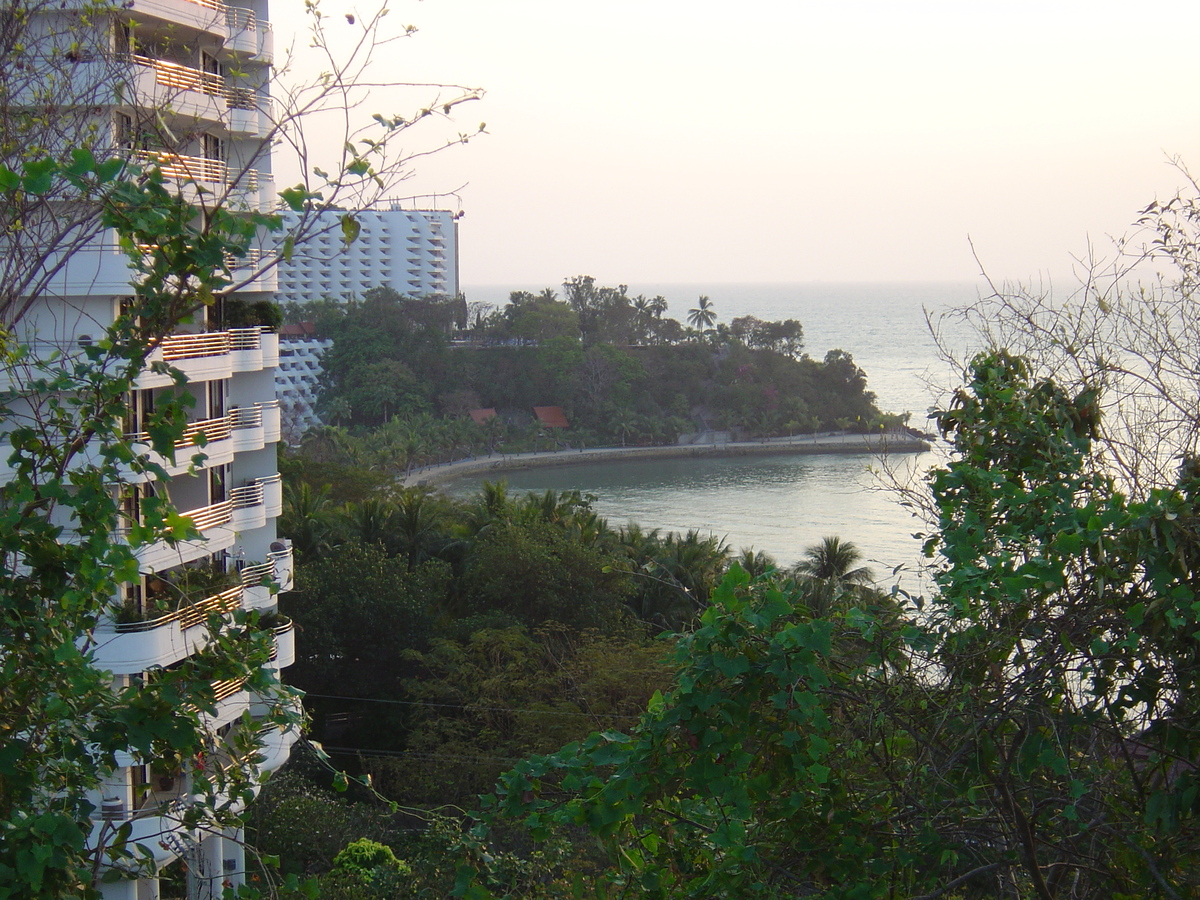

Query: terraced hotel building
<box><xmin>1</xmin><ymin>1</ymin><xmax>296</xmax><ymax>896</ymax></box>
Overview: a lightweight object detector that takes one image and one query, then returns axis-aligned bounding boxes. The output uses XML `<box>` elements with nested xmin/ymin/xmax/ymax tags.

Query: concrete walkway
<box><xmin>403</xmin><ymin>431</ymin><xmax>934</xmax><ymax>489</ymax></box>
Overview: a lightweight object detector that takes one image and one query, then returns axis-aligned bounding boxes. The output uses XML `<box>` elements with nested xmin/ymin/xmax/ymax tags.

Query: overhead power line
<box><xmin>302</xmin><ymin>691</ymin><xmax>642</xmax><ymax>721</ymax></box>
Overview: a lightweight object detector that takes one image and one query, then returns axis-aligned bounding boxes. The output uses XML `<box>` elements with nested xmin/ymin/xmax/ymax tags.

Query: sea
<box><xmin>451</xmin><ymin>282</ymin><xmax>988</xmax><ymax>589</ymax></box>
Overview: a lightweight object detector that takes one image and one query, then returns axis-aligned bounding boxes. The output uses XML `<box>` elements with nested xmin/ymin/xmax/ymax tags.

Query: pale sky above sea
<box><xmin>271</xmin><ymin>1</ymin><xmax>1200</xmax><ymax>288</ymax></box>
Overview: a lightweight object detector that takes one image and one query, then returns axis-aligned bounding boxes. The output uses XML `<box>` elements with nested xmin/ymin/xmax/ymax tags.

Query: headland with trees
<box><xmin>283</xmin><ymin>276</ymin><xmax>916</xmax><ymax>474</ymax></box>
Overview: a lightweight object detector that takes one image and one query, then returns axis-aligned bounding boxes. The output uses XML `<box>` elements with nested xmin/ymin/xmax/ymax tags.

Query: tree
<box><xmin>686</xmin><ymin>294</ymin><xmax>717</xmax><ymax>332</ymax></box>
<box><xmin>792</xmin><ymin>535</ymin><xmax>873</xmax><ymax>584</ymax></box>
<box><xmin>466</xmin><ymin>350</ymin><xmax>1200</xmax><ymax>900</ymax></box>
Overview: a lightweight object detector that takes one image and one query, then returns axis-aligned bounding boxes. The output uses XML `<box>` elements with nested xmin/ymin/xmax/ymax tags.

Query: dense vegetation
<box><xmin>251</xmin><ymin>439</ymin><xmax>897</xmax><ymax>895</ymax></box>
<box><xmin>254</xmin><ymin>344</ymin><xmax>1200</xmax><ymax>899</ymax></box>
<box><xmin>284</xmin><ymin>279</ymin><xmax>904</xmax><ymax>451</ymax></box>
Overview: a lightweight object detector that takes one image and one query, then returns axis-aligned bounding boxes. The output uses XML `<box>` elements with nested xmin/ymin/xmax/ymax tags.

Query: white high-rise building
<box><xmin>275</xmin><ymin>205</ymin><xmax>461</xmax><ymax>304</ymax></box>
<box><xmin>0</xmin><ymin>2</ymin><xmax>295</xmax><ymax>897</ymax></box>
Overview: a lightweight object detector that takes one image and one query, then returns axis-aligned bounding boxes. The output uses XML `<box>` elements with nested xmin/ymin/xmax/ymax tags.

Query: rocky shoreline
<box><xmin>403</xmin><ymin>431</ymin><xmax>933</xmax><ymax>488</ymax></box>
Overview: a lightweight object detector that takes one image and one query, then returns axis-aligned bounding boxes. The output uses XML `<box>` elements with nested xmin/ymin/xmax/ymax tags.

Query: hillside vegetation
<box><xmin>287</xmin><ymin>279</ymin><xmax>907</xmax><ymax>451</ymax></box>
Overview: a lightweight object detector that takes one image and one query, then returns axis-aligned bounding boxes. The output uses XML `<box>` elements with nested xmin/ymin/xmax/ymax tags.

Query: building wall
<box><xmin>277</xmin><ymin>335</ymin><xmax>334</xmax><ymax>440</ymax></box>
<box><xmin>5</xmin><ymin>1</ymin><xmax>295</xmax><ymax>896</ymax></box>
<box><xmin>275</xmin><ymin>205</ymin><xmax>460</xmax><ymax>303</ymax></box>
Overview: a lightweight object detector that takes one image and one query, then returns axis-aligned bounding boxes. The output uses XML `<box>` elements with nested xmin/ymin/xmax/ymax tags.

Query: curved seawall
<box><xmin>404</xmin><ymin>432</ymin><xmax>932</xmax><ymax>489</ymax></box>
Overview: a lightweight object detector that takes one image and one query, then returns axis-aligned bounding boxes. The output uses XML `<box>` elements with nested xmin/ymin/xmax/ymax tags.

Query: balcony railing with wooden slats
<box><xmin>160</xmin><ymin>331</ymin><xmax>231</xmax><ymax>361</ymax></box>
<box><xmin>113</xmin><ymin>584</ymin><xmax>243</xmax><ymax>634</ymax></box>
<box><xmin>124</xmin><ymin>414</ymin><xmax>231</xmax><ymax>450</ymax></box>
<box><xmin>211</xmin><ymin>678</ymin><xmax>247</xmax><ymax>703</ymax></box>
<box><xmin>180</xmin><ymin>415</ymin><xmax>231</xmax><ymax>448</ymax></box>
<box><xmin>132</xmin><ymin>54</ymin><xmax>224</xmax><ymax>97</ymax></box>
<box><xmin>131</xmin><ymin>151</ymin><xmax>260</xmax><ymax>191</ymax></box>
<box><xmin>182</xmin><ymin>499</ymin><xmax>233</xmax><ymax>532</ymax></box>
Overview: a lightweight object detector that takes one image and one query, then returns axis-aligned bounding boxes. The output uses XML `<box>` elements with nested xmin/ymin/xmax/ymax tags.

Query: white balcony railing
<box><xmin>131</xmin><ymin>54</ymin><xmax>223</xmax><ymax>97</ymax></box>
<box><xmin>229</xmin><ymin>483</ymin><xmax>264</xmax><ymax>510</ymax></box>
<box><xmin>160</xmin><ymin>331</ymin><xmax>231</xmax><ymax>360</ymax></box>
<box><xmin>183</xmin><ymin>499</ymin><xmax>233</xmax><ymax>532</ymax></box>
<box><xmin>229</xmin><ymin>406</ymin><xmax>263</xmax><ymax>430</ymax></box>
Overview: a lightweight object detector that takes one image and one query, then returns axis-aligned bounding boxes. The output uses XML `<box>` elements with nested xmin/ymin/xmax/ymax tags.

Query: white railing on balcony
<box><xmin>132</xmin><ymin>54</ymin><xmax>224</xmax><ymax>97</ymax></box>
<box><xmin>228</xmin><ymin>327</ymin><xmax>262</xmax><ymax>350</ymax></box>
<box><xmin>189</xmin><ymin>0</ymin><xmax>227</xmax><ymax>11</ymax></box>
<box><xmin>183</xmin><ymin>499</ymin><xmax>233</xmax><ymax>532</ymax></box>
<box><xmin>255</xmin><ymin>472</ymin><xmax>282</xmax><ymax>487</ymax></box>
<box><xmin>131</xmin><ymin>151</ymin><xmax>259</xmax><ymax>190</ymax></box>
<box><xmin>240</xmin><ymin>560</ymin><xmax>273</xmax><ymax>587</ymax></box>
<box><xmin>229</xmin><ymin>406</ymin><xmax>262</xmax><ymax>430</ymax></box>
<box><xmin>229</xmin><ymin>483</ymin><xmax>264</xmax><ymax>510</ymax></box>
<box><xmin>160</xmin><ymin>331</ymin><xmax>231</xmax><ymax>361</ymax></box>
<box><xmin>113</xmin><ymin>584</ymin><xmax>243</xmax><ymax>634</ymax></box>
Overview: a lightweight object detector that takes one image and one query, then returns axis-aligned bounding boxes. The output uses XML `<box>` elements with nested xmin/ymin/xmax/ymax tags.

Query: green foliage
<box><xmin>224</xmin><ymin>297</ymin><xmax>284</xmax><ymax>329</ymax></box>
<box><xmin>452</xmin><ymin>351</ymin><xmax>1200</xmax><ymax>899</ymax></box>
<box><xmin>331</xmin><ymin>837</ymin><xmax>410</xmax><ymax>884</ymax></box>
<box><xmin>461</xmin><ymin>520</ymin><xmax>632</xmax><ymax>632</ymax></box>
<box><xmin>288</xmin><ymin>543</ymin><xmax>441</xmax><ymax>697</ymax></box>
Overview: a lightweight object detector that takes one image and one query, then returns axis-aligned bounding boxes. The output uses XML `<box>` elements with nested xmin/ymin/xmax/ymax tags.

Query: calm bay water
<box><xmin>453</xmin><ymin>282</ymin><xmax>985</xmax><ymax>582</ymax></box>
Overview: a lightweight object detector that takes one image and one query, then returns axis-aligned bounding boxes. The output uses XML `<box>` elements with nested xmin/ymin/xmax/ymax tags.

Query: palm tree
<box><xmin>338</xmin><ymin>496</ymin><xmax>396</xmax><ymax>548</ymax></box>
<box><xmin>281</xmin><ymin>482</ymin><xmax>335</xmax><ymax>560</ymax></box>
<box><xmin>791</xmin><ymin>536</ymin><xmax>876</xmax><ymax>618</ymax></box>
<box><xmin>793</xmin><ymin>536</ymin><xmax>874</xmax><ymax>584</ymax></box>
<box><xmin>736</xmin><ymin>547</ymin><xmax>778</xmax><ymax>579</ymax></box>
<box><xmin>391</xmin><ymin>487</ymin><xmax>447</xmax><ymax>570</ymax></box>
<box><xmin>687</xmin><ymin>295</ymin><xmax>717</xmax><ymax>331</ymax></box>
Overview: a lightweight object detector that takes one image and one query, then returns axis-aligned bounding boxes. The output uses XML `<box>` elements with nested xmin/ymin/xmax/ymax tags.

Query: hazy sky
<box><xmin>274</xmin><ymin>1</ymin><xmax>1200</xmax><ymax>288</ymax></box>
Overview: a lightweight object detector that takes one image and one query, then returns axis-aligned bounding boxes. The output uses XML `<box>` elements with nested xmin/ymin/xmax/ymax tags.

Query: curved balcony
<box><xmin>89</xmin><ymin>586</ymin><xmax>243</xmax><ymax>674</ymax></box>
<box><xmin>269</xmin><ymin>544</ymin><xmax>294</xmax><ymax>593</ymax></box>
<box><xmin>228</xmin><ymin>404</ymin><xmax>264</xmax><ymax>452</ymax></box>
<box><xmin>134</xmin><ymin>327</ymin><xmax>276</xmax><ymax>389</ymax></box>
<box><xmin>225</xmin><ymin>7</ymin><xmax>274</xmax><ymax>64</ymax></box>
<box><xmin>125</xmin><ymin>414</ymin><xmax>235</xmax><ymax>479</ymax></box>
<box><xmin>229</xmin><ymin>482</ymin><xmax>266</xmax><ymax>531</ymax></box>
<box><xmin>256</xmin><ymin>472</ymin><xmax>283</xmax><ymax>517</ymax></box>
<box><xmin>257</xmin><ymin>399</ymin><xmax>282</xmax><ymax>443</ymax></box>
<box><xmin>240</xmin><ymin>561</ymin><xmax>275</xmax><ymax>609</ymax></box>
<box><xmin>269</xmin><ymin>617</ymin><xmax>295</xmax><ymax>669</ymax></box>
<box><xmin>130</xmin><ymin>151</ymin><xmax>261</xmax><ymax>207</ymax></box>
<box><xmin>228</xmin><ymin>327</ymin><xmax>263</xmax><ymax>372</ymax></box>
<box><xmin>136</xmin><ymin>331</ymin><xmax>233</xmax><ymax>389</ymax></box>
<box><xmin>135</xmin><ymin>499</ymin><xmax>234</xmax><ymax>571</ymax></box>
<box><xmin>130</xmin><ymin>0</ymin><xmax>229</xmax><ymax>40</ymax></box>
<box><xmin>257</xmin><ymin>719</ymin><xmax>301</xmax><ymax>775</ymax></box>
<box><xmin>260</xmin><ymin>329</ymin><xmax>279</xmax><ymax>367</ymax></box>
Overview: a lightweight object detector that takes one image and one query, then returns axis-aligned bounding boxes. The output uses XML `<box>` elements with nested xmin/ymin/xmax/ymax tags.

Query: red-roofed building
<box><xmin>533</xmin><ymin>406</ymin><xmax>569</xmax><ymax>428</ymax></box>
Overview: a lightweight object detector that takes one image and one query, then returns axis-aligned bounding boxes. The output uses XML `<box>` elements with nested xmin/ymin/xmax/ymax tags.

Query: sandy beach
<box><xmin>403</xmin><ymin>431</ymin><xmax>933</xmax><ymax>488</ymax></box>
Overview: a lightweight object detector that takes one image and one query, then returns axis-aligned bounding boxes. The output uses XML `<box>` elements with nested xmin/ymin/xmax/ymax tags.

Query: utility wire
<box><xmin>302</xmin><ymin>691</ymin><xmax>642</xmax><ymax>721</ymax></box>
<box><xmin>320</xmin><ymin>745</ymin><xmax>527</xmax><ymax>765</ymax></box>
